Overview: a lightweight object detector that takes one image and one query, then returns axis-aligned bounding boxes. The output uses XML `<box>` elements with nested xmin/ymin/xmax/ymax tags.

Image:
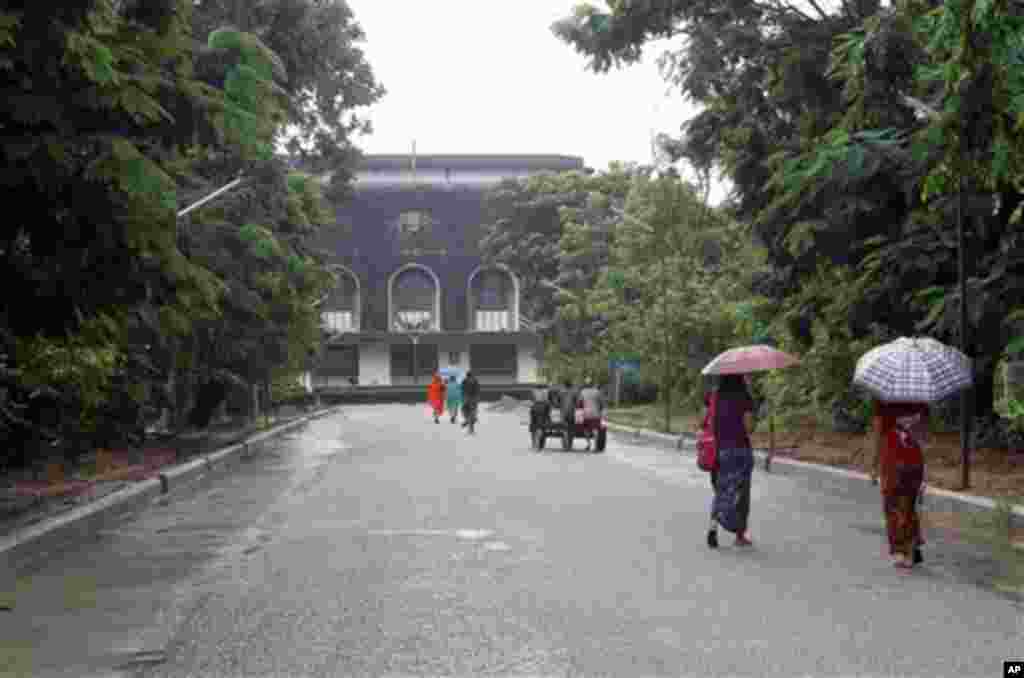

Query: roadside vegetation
<box><xmin>0</xmin><ymin>0</ymin><xmax>383</xmax><ymax>476</ymax></box>
<box><xmin>479</xmin><ymin>0</ymin><xmax>1024</xmax><ymax>502</ymax></box>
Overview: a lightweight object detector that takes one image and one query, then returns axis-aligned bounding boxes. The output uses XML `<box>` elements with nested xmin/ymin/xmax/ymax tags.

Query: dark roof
<box><xmin>359</xmin><ymin>154</ymin><xmax>584</xmax><ymax>172</ymax></box>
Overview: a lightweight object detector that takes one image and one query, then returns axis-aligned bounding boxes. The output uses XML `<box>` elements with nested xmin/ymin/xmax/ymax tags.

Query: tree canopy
<box><xmin>0</xmin><ymin>0</ymin><xmax>381</xmax><ymax>466</ymax></box>
<box><xmin>551</xmin><ymin>0</ymin><xmax>1024</xmax><ymax>427</ymax></box>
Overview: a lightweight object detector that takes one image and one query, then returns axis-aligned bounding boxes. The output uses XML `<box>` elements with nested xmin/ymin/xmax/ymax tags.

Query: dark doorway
<box><xmin>470</xmin><ymin>344</ymin><xmax>517</xmax><ymax>382</ymax></box>
<box><xmin>316</xmin><ymin>345</ymin><xmax>359</xmax><ymax>387</ymax></box>
<box><xmin>390</xmin><ymin>343</ymin><xmax>439</xmax><ymax>384</ymax></box>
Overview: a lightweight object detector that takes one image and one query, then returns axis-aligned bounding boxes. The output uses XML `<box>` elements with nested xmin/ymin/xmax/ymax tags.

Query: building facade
<box><xmin>307</xmin><ymin>154</ymin><xmax>585</xmax><ymax>388</ymax></box>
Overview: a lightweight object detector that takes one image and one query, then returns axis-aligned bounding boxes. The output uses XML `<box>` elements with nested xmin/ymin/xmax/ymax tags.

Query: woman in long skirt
<box><xmin>870</xmin><ymin>399</ymin><xmax>929</xmax><ymax>569</ymax></box>
<box><xmin>707</xmin><ymin>374</ymin><xmax>757</xmax><ymax>549</ymax></box>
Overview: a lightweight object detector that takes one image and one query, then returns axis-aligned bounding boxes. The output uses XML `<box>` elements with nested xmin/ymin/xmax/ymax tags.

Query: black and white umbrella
<box><xmin>853</xmin><ymin>337</ymin><xmax>972</xmax><ymax>403</ymax></box>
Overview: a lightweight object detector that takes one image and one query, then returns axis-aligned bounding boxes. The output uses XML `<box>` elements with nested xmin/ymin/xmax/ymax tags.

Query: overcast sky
<box><xmin>345</xmin><ymin>0</ymin><xmax>731</xmax><ymax>203</ymax></box>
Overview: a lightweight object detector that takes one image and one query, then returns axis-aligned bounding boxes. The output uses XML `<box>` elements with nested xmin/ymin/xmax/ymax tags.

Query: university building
<box><xmin>303</xmin><ymin>153</ymin><xmax>585</xmax><ymax>395</ymax></box>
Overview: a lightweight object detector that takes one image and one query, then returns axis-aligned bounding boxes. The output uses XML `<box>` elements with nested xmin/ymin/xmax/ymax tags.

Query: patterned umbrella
<box><xmin>853</xmin><ymin>337</ymin><xmax>972</xmax><ymax>403</ymax></box>
<box><xmin>701</xmin><ymin>344</ymin><xmax>800</xmax><ymax>375</ymax></box>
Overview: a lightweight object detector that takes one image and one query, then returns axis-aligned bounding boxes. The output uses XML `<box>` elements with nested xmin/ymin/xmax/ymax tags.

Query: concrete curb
<box><xmin>606</xmin><ymin>422</ymin><xmax>1024</xmax><ymax>530</ymax></box>
<box><xmin>0</xmin><ymin>405</ymin><xmax>346</xmax><ymax>569</ymax></box>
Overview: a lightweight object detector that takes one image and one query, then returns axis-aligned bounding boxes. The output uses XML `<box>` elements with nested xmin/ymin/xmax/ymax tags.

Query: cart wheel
<box><xmin>562</xmin><ymin>429</ymin><xmax>572</xmax><ymax>451</ymax></box>
<box><xmin>596</xmin><ymin>428</ymin><xmax>606</xmax><ymax>452</ymax></box>
<box><xmin>532</xmin><ymin>428</ymin><xmax>546</xmax><ymax>451</ymax></box>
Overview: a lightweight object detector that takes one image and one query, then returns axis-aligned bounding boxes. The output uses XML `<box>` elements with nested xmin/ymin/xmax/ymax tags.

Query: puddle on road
<box><xmin>482</xmin><ymin>541</ymin><xmax>511</xmax><ymax>552</ymax></box>
<box><xmin>368</xmin><ymin>528</ymin><xmax>495</xmax><ymax>540</ymax></box>
<box><xmin>112</xmin><ymin>649</ymin><xmax>168</xmax><ymax>671</ymax></box>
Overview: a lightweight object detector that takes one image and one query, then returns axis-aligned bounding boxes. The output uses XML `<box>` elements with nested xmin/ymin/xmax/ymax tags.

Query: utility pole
<box><xmin>958</xmin><ymin>176</ymin><xmax>972</xmax><ymax>489</ymax></box>
<box><xmin>410</xmin><ymin>333</ymin><xmax>420</xmax><ymax>386</ymax></box>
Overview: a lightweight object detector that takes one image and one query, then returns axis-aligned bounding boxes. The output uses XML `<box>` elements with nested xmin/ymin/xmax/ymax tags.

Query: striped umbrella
<box><xmin>700</xmin><ymin>344</ymin><xmax>800</xmax><ymax>375</ymax></box>
<box><xmin>853</xmin><ymin>337</ymin><xmax>972</xmax><ymax>403</ymax></box>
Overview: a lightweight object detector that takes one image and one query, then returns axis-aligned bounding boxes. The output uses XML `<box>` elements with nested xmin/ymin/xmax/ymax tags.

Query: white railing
<box><xmin>322</xmin><ymin>311</ymin><xmax>356</xmax><ymax>333</ymax></box>
<box><xmin>475</xmin><ymin>310</ymin><xmax>512</xmax><ymax>332</ymax></box>
<box><xmin>393</xmin><ymin>310</ymin><xmax>433</xmax><ymax>331</ymax></box>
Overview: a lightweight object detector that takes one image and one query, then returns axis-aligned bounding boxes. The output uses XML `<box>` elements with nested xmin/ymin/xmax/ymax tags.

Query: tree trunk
<box><xmin>265</xmin><ymin>376</ymin><xmax>273</xmax><ymax>420</ymax></box>
<box><xmin>661</xmin><ymin>259</ymin><xmax>671</xmax><ymax>434</ymax></box>
<box><xmin>250</xmin><ymin>382</ymin><xmax>260</xmax><ymax>424</ymax></box>
<box><xmin>973</xmin><ymin>362</ymin><xmax>997</xmax><ymax>419</ymax></box>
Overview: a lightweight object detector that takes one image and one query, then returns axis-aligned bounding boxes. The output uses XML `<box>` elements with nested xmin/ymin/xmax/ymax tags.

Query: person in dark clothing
<box><xmin>461</xmin><ymin>371</ymin><xmax>481</xmax><ymax>428</ymax></box>
<box><xmin>530</xmin><ymin>383</ymin><xmax>552</xmax><ymax>432</ymax></box>
<box><xmin>707</xmin><ymin>374</ymin><xmax>757</xmax><ymax>549</ymax></box>
<box><xmin>559</xmin><ymin>379</ymin><xmax>577</xmax><ymax>425</ymax></box>
<box><xmin>547</xmin><ymin>381</ymin><xmax>565</xmax><ymax>415</ymax></box>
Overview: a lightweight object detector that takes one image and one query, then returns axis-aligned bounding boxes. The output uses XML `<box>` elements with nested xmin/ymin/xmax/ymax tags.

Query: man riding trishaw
<box><xmin>529</xmin><ymin>375</ymin><xmax>607</xmax><ymax>452</ymax></box>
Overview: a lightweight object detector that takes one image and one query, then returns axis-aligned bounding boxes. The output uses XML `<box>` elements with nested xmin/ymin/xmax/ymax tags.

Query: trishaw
<box><xmin>528</xmin><ymin>401</ymin><xmax>607</xmax><ymax>452</ymax></box>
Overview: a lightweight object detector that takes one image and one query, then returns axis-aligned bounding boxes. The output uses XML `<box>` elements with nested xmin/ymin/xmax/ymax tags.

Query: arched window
<box><xmin>390</xmin><ymin>265</ymin><xmax>440</xmax><ymax>331</ymax></box>
<box><xmin>322</xmin><ymin>267</ymin><xmax>359</xmax><ymax>333</ymax></box>
<box><xmin>468</xmin><ymin>266</ymin><xmax>518</xmax><ymax>331</ymax></box>
<box><xmin>476</xmin><ymin>270</ymin><xmax>509</xmax><ymax>310</ymax></box>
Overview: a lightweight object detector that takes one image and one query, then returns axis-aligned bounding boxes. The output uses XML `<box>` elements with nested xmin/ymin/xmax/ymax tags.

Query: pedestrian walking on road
<box><xmin>461</xmin><ymin>371</ymin><xmax>481</xmax><ymax>432</ymax></box>
<box><xmin>853</xmin><ymin>336</ymin><xmax>973</xmax><ymax>570</ymax></box>
<box><xmin>446</xmin><ymin>375</ymin><xmax>463</xmax><ymax>424</ymax></box>
<box><xmin>870</xmin><ymin>399</ymin><xmax>929</xmax><ymax>569</ymax></box>
<box><xmin>427</xmin><ymin>371</ymin><xmax>446</xmax><ymax>424</ymax></box>
<box><xmin>707</xmin><ymin>374</ymin><xmax>756</xmax><ymax>549</ymax></box>
<box><xmin>578</xmin><ymin>376</ymin><xmax>606</xmax><ymax>451</ymax></box>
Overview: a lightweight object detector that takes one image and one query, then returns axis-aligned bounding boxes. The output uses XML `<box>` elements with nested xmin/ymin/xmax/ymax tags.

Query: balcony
<box><xmin>392</xmin><ymin>310</ymin><xmax>435</xmax><ymax>332</ymax></box>
<box><xmin>474</xmin><ymin>310</ymin><xmax>513</xmax><ymax>332</ymax></box>
<box><xmin>322</xmin><ymin>310</ymin><xmax>356</xmax><ymax>333</ymax></box>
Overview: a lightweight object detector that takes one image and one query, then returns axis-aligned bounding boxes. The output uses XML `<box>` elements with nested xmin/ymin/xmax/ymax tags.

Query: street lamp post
<box><xmin>410</xmin><ymin>333</ymin><xmax>421</xmax><ymax>386</ymax></box>
<box><xmin>958</xmin><ymin>178</ymin><xmax>972</xmax><ymax>489</ymax></box>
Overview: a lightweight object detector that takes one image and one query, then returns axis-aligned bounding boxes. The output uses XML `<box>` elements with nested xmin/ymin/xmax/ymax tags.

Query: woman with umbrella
<box><xmin>701</xmin><ymin>345</ymin><xmax>800</xmax><ymax>549</ymax></box>
<box><xmin>854</xmin><ymin>337</ymin><xmax>972</xmax><ymax>570</ymax></box>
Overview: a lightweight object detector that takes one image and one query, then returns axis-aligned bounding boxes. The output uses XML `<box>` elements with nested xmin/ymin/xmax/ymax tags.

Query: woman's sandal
<box><xmin>735</xmin><ymin>535</ymin><xmax>753</xmax><ymax>547</ymax></box>
<box><xmin>707</xmin><ymin>530</ymin><xmax>718</xmax><ymax>549</ymax></box>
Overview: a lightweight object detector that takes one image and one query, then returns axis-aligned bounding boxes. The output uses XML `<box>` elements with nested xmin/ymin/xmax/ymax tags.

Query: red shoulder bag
<box><xmin>697</xmin><ymin>393</ymin><xmax>718</xmax><ymax>472</ymax></box>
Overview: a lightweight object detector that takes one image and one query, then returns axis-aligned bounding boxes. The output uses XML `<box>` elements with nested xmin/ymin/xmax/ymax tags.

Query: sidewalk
<box><xmin>0</xmin><ymin>406</ymin><xmax>318</xmax><ymax>541</ymax></box>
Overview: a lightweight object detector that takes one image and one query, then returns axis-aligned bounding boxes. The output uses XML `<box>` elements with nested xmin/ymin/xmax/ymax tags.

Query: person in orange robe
<box><xmin>427</xmin><ymin>372</ymin><xmax>446</xmax><ymax>424</ymax></box>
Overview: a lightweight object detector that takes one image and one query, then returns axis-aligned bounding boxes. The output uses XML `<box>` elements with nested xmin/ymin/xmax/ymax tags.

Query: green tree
<box><xmin>552</xmin><ymin>0</ymin><xmax>1024</xmax><ymax>426</ymax></box>
<box><xmin>592</xmin><ymin>172</ymin><xmax>742</xmax><ymax>431</ymax></box>
<box><xmin>0</xmin><ymin>0</ymin><xmax>232</xmax><ymax>460</ymax></box>
<box><xmin>190</xmin><ymin>0</ymin><xmax>385</xmax><ymax>200</ymax></box>
<box><xmin>0</xmin><ymin>0</ymin><xmax>380</xmax><ymax>464</ymax></box>
<box><xmin>479</xmin><ymin>164</ymin><xmax>640</xmax><ymax>382</ymax></box>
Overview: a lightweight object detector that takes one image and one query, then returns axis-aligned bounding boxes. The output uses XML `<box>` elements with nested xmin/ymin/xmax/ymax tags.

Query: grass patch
<box><xmin>931</xmin><ymin>498</ymin><xmax>1024</xmax><ymax>594</ymax></box>
<box><xmin>606</xmin><ymin>403</ymin><xmax>700</xmax><ymax>435</ymax></box>
<box><xmin>73</xmin><ymin>461</ymin><xmax>97</xmax><ymax>480</ymax></box>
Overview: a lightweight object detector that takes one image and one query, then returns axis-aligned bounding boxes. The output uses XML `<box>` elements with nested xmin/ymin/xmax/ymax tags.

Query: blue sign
<box><xmin>610</xmin><ymin>359</ymin><xmax>641</xmax><ymax>371</ymax></box>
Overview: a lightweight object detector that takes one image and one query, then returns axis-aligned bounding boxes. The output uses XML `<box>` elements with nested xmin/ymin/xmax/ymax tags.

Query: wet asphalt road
<box><xmin>1</xmin><ymin>404</ymin><xmax>1022</xmax><ymax>677</ymax></box>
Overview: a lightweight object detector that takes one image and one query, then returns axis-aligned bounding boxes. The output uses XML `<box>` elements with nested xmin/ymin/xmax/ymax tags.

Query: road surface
<box><xmin>1</xmin><ymin>404</ymin><xmax>1021</xmax><ymax>677</ymax></box>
